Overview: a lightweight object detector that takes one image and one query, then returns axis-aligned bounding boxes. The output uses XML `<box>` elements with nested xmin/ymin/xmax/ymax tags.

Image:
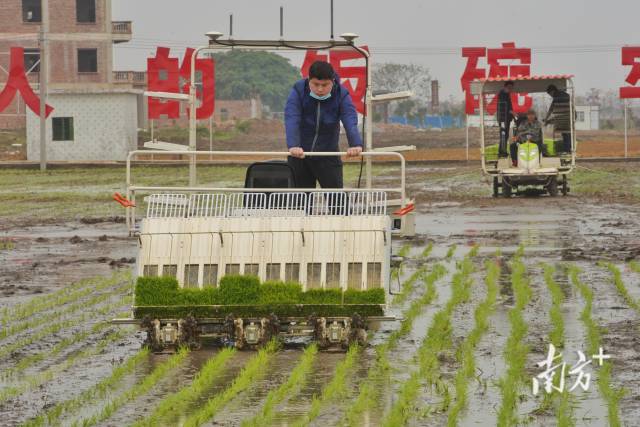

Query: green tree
<box><xmin>372</xmin><ymin>63</ymin><xmax>431</xmax><ymax>117</ymax></box>
<box><xmin>210</xmin><ymin>50</ymin><xmax>300</xmax><ymax>111</ymax></box>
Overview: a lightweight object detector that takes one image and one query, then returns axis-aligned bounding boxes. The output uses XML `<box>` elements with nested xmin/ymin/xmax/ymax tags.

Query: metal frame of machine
<box><xmin>114</xmin><ymin>34</ymin><xmax>416</xmax><ymax>350</ymax></box>
<box><xmin>471</xmin><ymin>75</ymin><xmax>577</xmax><ymax>197</ymax></box>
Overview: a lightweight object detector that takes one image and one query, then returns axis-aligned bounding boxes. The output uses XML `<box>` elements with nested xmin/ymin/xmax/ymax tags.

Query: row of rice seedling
<box><xmin>496</xmin><ymin>246</ymin><xmax>532</xmax><ymax>427</ymax></box>
<box><xmin>132</xmin><ymin>347</ymin><xmax>236</xmax><ymax>427</ymax></box>
<box><xmin>0</xmin><ymin>291</ymin><xmax>131</xmax><ymax>362</ymax></box>
<box><xmin>1</xmin><ymin>278</ymin><xmax>130</xmax><ymax>340</ymax></box>
<box><xmin>392</xmin><ymin>266</ymin><xmax>427</xmax><ymax>305</ymax></box>
<box><xmin>629</xmin><ymin>260</ymin><xmax>640</xmax><ymax>273</ymax></box>
<box><xmin>70</xmin><ymin>347</ymin><xmax>190</xmax><ymax>427</ymax></box>
<box><xmin>181</xmin><ymin>341</ymin><xmax>280</xmax><ymax>427</ymax></box>
<box><xmin>343</xmin><ymin>261</ymin><xmax>448</xmax><ymax>427</ymax></box>
<box><xmin>419</xmin><ymin>242</ymin><xmax>434</xmax><ymax>259</ymax></box>
<box><xmin>0</xmin><ymin>326</ymin><xmax>130</xmax><ymax>404</ymax></box>
<box><xmin>446</xmin><ymin>256</ymin><xmax>500</xmax><ymax>426</ymax></box>
<box><xmin>21</xmin><ymin>348</ymin><xmax>151</xmax><ymax>427</ymax></box>
<box><xmin>540</xmin><ymin>264</ymin><xmax>575</xmax><ymax>427</ymax></box>
<box><xmin>0</xmin><ymin>270</ymin><xmax>130</xmax><ymax>327</ymax></box>
<box><xmin>446</xmin><ymin>244</ymin><xmax>458</xmax><ymax>259</ymax></box>
<box><xmin>381</xmin><ymin>247</ymin><xmax>478</xmax><ymax>426</ymax></box>
<box><xmin>288</xmin><ymin>344</ymin><xmax>361</xmax><ymax>427</ymax></box>
<box><xmin>241</xmin><ymin>344</ymin><xmax>318</xmax><ymax>427</ymax></box>
<box><xmin>602</xmin><ymin>262</ymin><xmax>640</xmax><ymax>313</ymax></box>
<box><xmin>569</xmin><ymin>266</ymin><xmax>623</xmax><ymax>427</ymax></box>
<box><xmin>5</xmin><ymin>285</ymin><xmax>132</xmax><ymax>377</ymax></box>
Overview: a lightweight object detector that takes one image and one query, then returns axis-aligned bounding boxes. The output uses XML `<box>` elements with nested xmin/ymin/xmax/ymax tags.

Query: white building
<box><xmin>27</xmin><ymin>90</ymin><xmax>140</xmax><ymax>161</ymax></box>
<box><xmin>575</xmin><ymin>105</ymin><xmax>599</xmax><ymax>131</ymax></box>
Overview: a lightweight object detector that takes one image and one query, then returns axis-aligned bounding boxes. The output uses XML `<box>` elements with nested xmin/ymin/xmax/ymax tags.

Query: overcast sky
<box><xmin>112</xmin><ymin>0</ymin><xmax>640</xmax><ymax>101</ymax></box>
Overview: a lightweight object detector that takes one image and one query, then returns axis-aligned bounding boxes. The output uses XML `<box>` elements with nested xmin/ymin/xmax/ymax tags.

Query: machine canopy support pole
<box><xmin>39</xmin><ymin>0</ymin><xmax>49</xmax><ymax>171</ymax></box>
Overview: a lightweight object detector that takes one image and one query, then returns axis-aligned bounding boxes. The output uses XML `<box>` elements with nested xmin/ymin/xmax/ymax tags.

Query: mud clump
<box><xmin>69</xmin><ymin>236</ymin><xmax>85</xmax><ymax>244</ymax></box>
<box><xmin>98</xmin><ymin>235</ymin><xmax>108</xmax><ymax>242</ymax></box>
<box><xmin>35</xmin><ymin>237</ymin><xmax>49</xmax><ymax>243</ymax></box>
<box><xmin>109</xmin><ymin>257</ymin><xmax>135</xmax><ymax>267</ymax></box>
<box><xmin>80</xmin><ymin>216</ymin><xmax>125</xmax><ymax>225</ymax></box>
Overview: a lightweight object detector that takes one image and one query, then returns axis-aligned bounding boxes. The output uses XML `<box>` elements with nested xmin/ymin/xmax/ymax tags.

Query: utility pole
<box><xmin>39</xmin><ymin>0</ymin><xmax>49</xmax><ymax>171</ymax></box>
<box><xmin>624</xmin><ymin>99</ymin><xmax>628</xmax><ymax>158</ymax></box>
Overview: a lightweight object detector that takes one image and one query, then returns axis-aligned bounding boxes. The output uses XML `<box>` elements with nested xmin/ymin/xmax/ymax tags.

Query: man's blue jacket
<box><xmin>284</xmin><ymin>76</ymin><xmax>363</xmax><ymax>152</ymax></box>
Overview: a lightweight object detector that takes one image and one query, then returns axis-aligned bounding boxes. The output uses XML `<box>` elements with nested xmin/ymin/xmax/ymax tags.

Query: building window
<box><xmin>307</xmin><ymin>263</ymin><xmax>321</xmax><ymax>289</ymax></box>
<box><xmin>225</xmin><ymin>264</ymin><xmax>240</xmax><ymax>276</ymax></box>
<box><xmin>76</xmin><ymin>0</ymin><xmax>96</xmax><ymax>23</ymax></box>
<box><xmin>77</xmin><ymin>49</ymin><xmax>98</xmax><ymax>73</ymax></box>
<box><xmin>22</xmin><ymin>0</ymin><xmax>42</xmax><ymax>22</ymax></box>
<box><xmin>23</xmin><ymin>48</ymin><xmax>40</xmax><ymax>73</ymax></box>
<box><xmin>576</xmin><ymin>111</ymin><xmax>585</xmax><ymax>123</ymax></box>
<box><xmin>203</xmin><ymin>264</ymin><xmax>218</xmax><ymax>287</ymax></box>
<box><xmin>184</xmin><ymin>264</ymin><xmax>199</xmax><ymax>288</ymax></box>
<box><xmin>244</xmin><ymin>264</ymin><xmax>259</xmax><ymax>276</ymax></box>
<box><xmin>266</xmin><ymin>263</ymin><xmax>281</xmax><ymax>281</ymax></box>
<box><xmin>347</xmin><ymin>263</ymin><xmax>362</xmax><ymax>290</ymax></box>
<box><xmin>162</xmin><ymin>264</ymin><xmax>177</xmax><ymax>278</ymax></box>
<box><xmin>52</xmin><ymin>117</ymin><xmax>74</xmax><ymax>141</ymax></box>
<box><xmin>367</xmin><ymin>262</ymin><xmax>382</xmax><ymax>289</ymax></box>
<box><xmin>285</xmin><ymin>263</ymin><xmax>300</xmax><ymax>282</ymax></box>
<box><xmin>143</xmin><ymin>265</ymin><xmax>158</xmax><ymax>277</ymax></box>
<box><xmin>326</xmin><ymin>263</ymin><xmax>341</xmax><ymax>289</ymax></box>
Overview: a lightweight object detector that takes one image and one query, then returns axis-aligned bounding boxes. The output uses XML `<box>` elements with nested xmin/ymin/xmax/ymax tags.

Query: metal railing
<box><xmin>144</xmin><ymin>190</ymin><xmax>387</xmax><ymax>219</ymax></box>
<box><xmin>125</xmin><ymin>150</ymin><xmax>406</xmax><ymax>232</ymax></box>
<box><xmin>112</xmin><ymin>21</ymin><xmax>132</xmax><ymax>34</ymax></box>
<box><xmin>113</xmin><ymin>70</ymin><xmax>146</xmax><ymax>84</ymax></box>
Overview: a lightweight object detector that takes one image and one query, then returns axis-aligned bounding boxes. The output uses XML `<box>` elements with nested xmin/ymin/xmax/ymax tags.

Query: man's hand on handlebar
<box><xmin>347</xmin><ymin>146</ymin><xmax>363</xmax><ymax>157</ymax></box>
<box><xmin>289</xmin><ymin>147</ymin><xmax>305</xmax><ymax>158</ymax></box>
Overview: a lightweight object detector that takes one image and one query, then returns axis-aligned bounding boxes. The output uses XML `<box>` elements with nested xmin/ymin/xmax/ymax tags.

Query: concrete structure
<box><xmin>0</xmin><ymin>0</ymin><xmax>133</xmax><ymax>129</ymax></box>
<box><xmin>575</xmin><ymin>105</ymin><xmax>600</xmax><ymax>131</ymax></box>
<box><xmin>26</xmin><ymin>90</ymin><xmax>138</xmax><ymax>161</ymax></box>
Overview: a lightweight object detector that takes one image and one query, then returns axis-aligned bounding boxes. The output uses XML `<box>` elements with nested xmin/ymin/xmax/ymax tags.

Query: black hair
<box><xmin>547</xmin><ymin>85</ymin><xmax>558</xmax><ymax>93</ymax></box>
<box><xmin>504</xmin><ymin>81</ymin><xmax>515</xmax><ymax>87</ymax></box>
<box><xmin>309</xmin><ymin>61</ymin><xmax>335</xmax><ymax>80</ymax></box>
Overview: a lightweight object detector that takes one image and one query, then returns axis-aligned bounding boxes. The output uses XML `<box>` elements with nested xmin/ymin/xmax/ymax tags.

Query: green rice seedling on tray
<box><xmin>134</xmin><ymin>275</ymin><xmax>386</xmax><ymax>319</ymax></box>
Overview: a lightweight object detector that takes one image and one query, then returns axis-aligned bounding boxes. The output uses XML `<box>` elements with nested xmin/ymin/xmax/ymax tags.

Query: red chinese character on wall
<box><xmin>147</xmin><ymin>47</ymin><xmax>215</xmax><ymax>119</ymax></box>
<box><xmin>461</xmin><ymin>42</ymin><xmax>532</xmax><ymax>114</ymax></box>
<box><xmin>0</xmin><ymin>47</ymin><xmax>54</xmax><ymax>117</ymax></box>
<box><xmin>301</xmin><ymin>46</ymin><xmax>369</xmax><ymax>114</ymax></box>
<box><xmin>620</xmin><ymin>46</ymin><xmax>640</xmax><ymax>99</ymax></box>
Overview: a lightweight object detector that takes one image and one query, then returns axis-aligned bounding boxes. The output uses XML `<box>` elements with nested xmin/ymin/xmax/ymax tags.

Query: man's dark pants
<box><xmin>499</xmin><ymin>120</ymin><xmax>511</xmax><ymax>157</ymax></box>
<box><xmin>287</xmin><ymin>156</ymin><xmax>343</xmax><ymax>189</ymax></box>
<box><xmin>561</xmin><ymin>132</ymin><xmax>571</xmax><ymax>153</ymax></box>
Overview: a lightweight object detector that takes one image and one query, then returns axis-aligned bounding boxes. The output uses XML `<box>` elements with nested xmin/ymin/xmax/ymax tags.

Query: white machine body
<box><xmin>137</xmin><ymin>191</ymin><xmax>391</xmax><ymax>293</ymax></box>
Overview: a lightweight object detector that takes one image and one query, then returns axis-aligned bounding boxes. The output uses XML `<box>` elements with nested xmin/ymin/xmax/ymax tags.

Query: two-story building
<box><xmin>0</xmin><ymin>0</ymin><xmax>143</xmax><ymax>160</ymax></box>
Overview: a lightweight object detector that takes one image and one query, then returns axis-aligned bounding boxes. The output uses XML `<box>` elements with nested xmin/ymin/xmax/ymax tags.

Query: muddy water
<box><xmin>2</xmin><ymin>170</ymin><xmax>640</xmax><ymax>426</ymax></box>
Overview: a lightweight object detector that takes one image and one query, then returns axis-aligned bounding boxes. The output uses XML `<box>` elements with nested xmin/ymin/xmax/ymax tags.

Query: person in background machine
<box><xmin>511</xmin><ymin>108</ymin><xmax>545</xmax><ymax>166</ymax></box>
<box><xmin>284</xmin><ymin>60</ymin><xmax>363</xmax><ymax>189</ymax></box>
<box><xmin>543</xmin><ymin>84</ymin><xmax>572</xmax><ymax>154</ymax></box>
<box><xmin>497</xmin><ymin>81</ymin><xmax>515</xmax><ymax>158</ymax></box>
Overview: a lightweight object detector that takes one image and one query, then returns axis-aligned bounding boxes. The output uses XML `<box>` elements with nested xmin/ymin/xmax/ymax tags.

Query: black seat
<box><xmin>244</xmin><ymin>161</ymin><xmax>296</xmax><ymax>189</ymax></box>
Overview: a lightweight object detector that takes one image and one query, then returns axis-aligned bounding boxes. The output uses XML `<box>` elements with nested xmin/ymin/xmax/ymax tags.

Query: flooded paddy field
<box><xmin>0</xmin><ymin>162</ymin><xmax>639</xmax><ymax>426</ymax></box>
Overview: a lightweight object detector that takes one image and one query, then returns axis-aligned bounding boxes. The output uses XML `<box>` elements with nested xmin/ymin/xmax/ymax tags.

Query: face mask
<box><xmin>310</xmin><ymin>91</ymin><xmax>331</xmax><ymax>101</ymax></box>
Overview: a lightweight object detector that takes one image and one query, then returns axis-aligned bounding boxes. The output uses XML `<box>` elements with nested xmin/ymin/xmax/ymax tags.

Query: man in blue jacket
<box><xmin>285</xmin><ymin>60</ymin><xmax>363</xmax><ymax>189</ymax></box>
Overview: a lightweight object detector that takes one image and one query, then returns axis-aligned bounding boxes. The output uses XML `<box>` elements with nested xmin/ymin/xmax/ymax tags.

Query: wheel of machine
<box><xmin>493</xmin><ymin>177</ymin><xmax>500</xmax><ymax>198</ymax></box>
<box><xmin>548</xmin><ymin>176</ymin><xmax>559</xmax><ymax>197</ymax></box>
<box><xmin>561</xmin><ymin>175</ymin><xmax>569</xmax><ymax>196</ymax></box>
<box><xmin>502</xmin><ymin>178</ymin><xmax>512</xmax><ymax>198</ymax></box>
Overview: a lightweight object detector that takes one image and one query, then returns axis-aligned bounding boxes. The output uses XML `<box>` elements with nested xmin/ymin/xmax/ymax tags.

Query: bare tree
<box><xmin>372</xmin><ymin>63</ymin><xmax>431</xmax><ymax>115</ymax></box>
